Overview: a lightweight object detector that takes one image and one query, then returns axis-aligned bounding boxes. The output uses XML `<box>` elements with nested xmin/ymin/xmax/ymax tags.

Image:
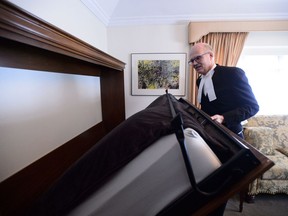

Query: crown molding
<box><xmin>81</xmin><ymin>0</ymin><xmax>288</xmax><ymax>27</ymax></box>
<box><xmin>108</xmin><ymin>13</ymin><xmax>288</xmax><ymax>26</ymax></box>
<box><xmin>81</xmin><ymin>0</ymin><xmax>110</xmax><ymax>26</ymax></box>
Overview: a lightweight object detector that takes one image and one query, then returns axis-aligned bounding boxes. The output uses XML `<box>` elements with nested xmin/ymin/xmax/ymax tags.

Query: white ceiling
<box><xmin>81</xmin><ymin>0</ymin><xmax>288</xmax><ymax>26</ymax></box>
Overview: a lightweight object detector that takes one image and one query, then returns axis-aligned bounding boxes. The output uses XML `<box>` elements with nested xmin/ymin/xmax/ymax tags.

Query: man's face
<box><xmin>189</xmin><ymin>48</ymin><xmax>214</xmax><ymax>75</ymax></box>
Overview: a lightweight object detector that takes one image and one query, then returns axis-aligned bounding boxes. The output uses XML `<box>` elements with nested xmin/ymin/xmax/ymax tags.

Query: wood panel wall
<box><xmin>0</xmin><ymin>1</ymin><xmax>126</xmax><ymax>215</ymax></box>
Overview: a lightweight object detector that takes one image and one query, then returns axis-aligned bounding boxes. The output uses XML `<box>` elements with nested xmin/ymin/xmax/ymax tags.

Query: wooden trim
<box><xmin>0</xmin><ymin>1</ymin><xmax>125</xmax><ymax>71</ymax></box>
<box><xmin>101</xmin><ymin>68</ymin><xmax>126</xmax><ymax>131</ymax></box>
<box><xmin>0</xmin><ymin>37</ymin><xmax>102</xmax><ymax>76</ymax></box>
<box><xmin>0</xmin><ymin>1</ymin><xmax>126</xmax><ymax>215</ymax></box>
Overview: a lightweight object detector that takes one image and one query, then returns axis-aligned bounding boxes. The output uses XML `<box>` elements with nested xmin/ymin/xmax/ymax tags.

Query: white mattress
<box><xmin>69</xmin><ymin>128</ymin><xmax>221</xmax><ymax>216</ymax></box>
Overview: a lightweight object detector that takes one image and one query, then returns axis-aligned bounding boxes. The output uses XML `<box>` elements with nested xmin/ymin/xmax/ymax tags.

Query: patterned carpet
<box><xmin>224</xmin><ymin>194</ymin><xmax>288</xmax><ymax>216</ymax></box>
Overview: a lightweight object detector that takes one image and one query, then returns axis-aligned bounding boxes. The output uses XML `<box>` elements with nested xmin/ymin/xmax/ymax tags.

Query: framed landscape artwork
<box><xmin>131</xmin><ymin>53</ymin><xmax>186</xmax><ymax>96</ymax></box>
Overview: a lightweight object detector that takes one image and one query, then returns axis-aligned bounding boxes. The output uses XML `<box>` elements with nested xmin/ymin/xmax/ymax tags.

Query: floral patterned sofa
<box><xmin>243</xmin><ymin>115</ymin><xmax>288</xmax><ymax>198</ymax></box>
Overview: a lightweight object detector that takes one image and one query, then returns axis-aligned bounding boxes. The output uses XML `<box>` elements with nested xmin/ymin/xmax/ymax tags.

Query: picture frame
<box><xmin>131</xmin><ymin>53</ymin><xmax>186</xmax><ymax>96</ymax></box>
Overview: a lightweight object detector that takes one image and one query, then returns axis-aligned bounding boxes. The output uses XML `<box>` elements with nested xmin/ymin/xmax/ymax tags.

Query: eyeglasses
<box><xmin>188</xmin><ymin>52</ymin><xmax>210</xmax><ymax>64</ymax></box>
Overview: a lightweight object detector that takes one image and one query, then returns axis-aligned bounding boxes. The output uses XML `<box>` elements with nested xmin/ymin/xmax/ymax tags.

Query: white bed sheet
<box><xmin>69</xmin><ymin>128</ymin><xmax>221</xmax><ymax>216</ymax></box>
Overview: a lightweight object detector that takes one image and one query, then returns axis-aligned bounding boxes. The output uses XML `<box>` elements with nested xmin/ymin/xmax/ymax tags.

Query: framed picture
<box><xmin>131</xmin><ymin>53</ymin><xmax>186</xmax><ymax>96</ymax></box>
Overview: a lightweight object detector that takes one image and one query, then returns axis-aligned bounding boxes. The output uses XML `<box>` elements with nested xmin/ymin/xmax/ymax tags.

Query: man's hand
<box><xmin>211</xmin><ymin>114</ymin><xmax>224</xmax><ymax>124</ymax></box>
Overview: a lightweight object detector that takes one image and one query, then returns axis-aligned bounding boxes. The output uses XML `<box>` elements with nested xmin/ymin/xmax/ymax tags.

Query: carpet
<box><xmin>224</xmin><ymin>194</ymin><xmax>288</xmax><ymax>216</ymax></box>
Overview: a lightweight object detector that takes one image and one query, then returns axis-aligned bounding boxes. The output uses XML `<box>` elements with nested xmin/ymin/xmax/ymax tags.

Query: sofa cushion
<box><xmin>245</xmin><ymin>115</ymin><xmax>288</xmax><ymax>149</ymax></box>
<box><xmin>276</xmin><ymin>147</ymin><xmax>288</xmax><ymax>157</ymax></box>
<box><xmin>262</xmin><ymin>152</ymin><xmax>288</xmax><ymax>180</ymax></box>
<box><xmin>275</xmin><ymin>125</ymin><xmax>288</xmax><ymax>149</ymax></box>
<box><xmin>244</xmin><ymin>126</ymin><xmax>275</xmax><ymax>155</ymax></box>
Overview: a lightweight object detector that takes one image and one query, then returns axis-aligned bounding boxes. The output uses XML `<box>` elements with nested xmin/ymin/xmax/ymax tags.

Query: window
<box><xmin>237</xmin><ymin>55</ymin><xmax>288</xmax><ymax>115</ymax></box>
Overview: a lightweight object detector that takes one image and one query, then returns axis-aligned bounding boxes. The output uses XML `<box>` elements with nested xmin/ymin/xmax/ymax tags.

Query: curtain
<box><xmin>188</xmin><ymin>32</ymin><xmax>249</xmax><ymax>105</ymax></box>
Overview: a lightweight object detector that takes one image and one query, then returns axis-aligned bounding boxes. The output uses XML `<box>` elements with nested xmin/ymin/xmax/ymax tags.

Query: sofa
<box><xmin>243</xmin><ymin>115</ymin><xmax>288</xmax><ymax>197</ymax></box>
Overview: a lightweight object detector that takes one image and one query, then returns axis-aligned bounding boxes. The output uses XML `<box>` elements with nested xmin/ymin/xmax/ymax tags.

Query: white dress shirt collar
<box><xmin>197</xmin><ymin>64</ymin><xmax>217</xmax><ymax>103</ymax></box>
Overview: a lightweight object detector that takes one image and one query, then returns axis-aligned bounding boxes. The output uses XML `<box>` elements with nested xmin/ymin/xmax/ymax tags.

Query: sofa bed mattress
<box><xmin>69</xmin><ymin>128</ymin><xmax>221</xmax><ymax>216</ymax></box>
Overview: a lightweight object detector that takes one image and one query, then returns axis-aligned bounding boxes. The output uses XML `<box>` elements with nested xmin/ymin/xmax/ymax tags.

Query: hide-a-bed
<box><xmin>0</xmin><ymin>1</ymin><xmax>274</xmax><ymax>216</ymax></box>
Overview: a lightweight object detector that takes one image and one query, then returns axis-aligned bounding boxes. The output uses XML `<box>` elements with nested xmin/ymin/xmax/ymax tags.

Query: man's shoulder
<box><xmin>215</xmin><ymin>64</ymin><xmax>241</xmax><ymax>71</ymax></box>
<box><xmin>215</xmin><ymin>65</ymin><xmax>244</xmax><ymax>75</ymax></box>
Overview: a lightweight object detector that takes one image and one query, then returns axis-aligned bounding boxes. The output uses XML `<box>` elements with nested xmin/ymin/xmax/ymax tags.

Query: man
<box><xmin>189</xmin><ymin>43</ymin><xmax>259</xmax><ymax>138</ymax></box>
<box><xmin>189</xmin><ymin>43</ymin><xmax>259</xmax><ymax>216</ymax></box>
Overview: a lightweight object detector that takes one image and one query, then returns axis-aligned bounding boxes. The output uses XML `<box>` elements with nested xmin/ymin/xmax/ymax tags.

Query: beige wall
<box><xmin>107</xmin><ymin>24</ymin><xmax>190</xmax><ymax>117</ymax></box>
